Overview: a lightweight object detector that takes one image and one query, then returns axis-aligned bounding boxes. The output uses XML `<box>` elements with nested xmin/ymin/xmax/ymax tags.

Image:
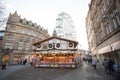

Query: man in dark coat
<box><xmin>108</xmin><ymin>58</ymin><xmax>114</xmax><ymax>74</ymax></box>
<box><xmin>103</xmin><ymin>59</ymin><xmax>109</xmax><ymax>74</ymax></box>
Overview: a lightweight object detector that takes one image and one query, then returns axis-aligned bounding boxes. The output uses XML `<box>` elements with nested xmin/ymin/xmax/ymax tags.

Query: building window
<box><xmin>20</xmin><ymin>27</ymin><xmax>26</xmax><ymax>34</ymax></box>
<box><xmin>25</xmin><ymin>43</ymin><xmax>30</xmax><ymax>50</ymax></box>
<box><xmin>108</xmin><ymin>24</ymin><xmax>112</xmax><ymax>32</ymax></box>
<box><xmin>6</xmin><ymin>35</ymin><xmax>14</xmax><ymax>40</ymax></box>
<box><xmin>99</xmin><ymin>29</ymin><xmax>103</xmax><ymax>40</ymax></box>
<box><xmin>8</xmin><ymin>26</ymin><xmax>16</xmax><ymax>32</ymax></box>
<box><xmin>21</xmin><ymin>19</ymin><xmax>27</xmax><ymax>25</ymax></box>
<box><xmin>0</xmin><ymin>32</ymin><xmax>4</xmax><ymax>36</ymax></box>
<box><xmin>18</xmin><ymin>42</ymin><xmax>23</xmax><ymax>50</ymax></box>
<box><xmin>104</xmin><ymin>19</ymin><xmax>112</xmax><ymax>35</ymax></box>
<box><xmin>5</xmin><ymin>43</ymin><xmax>13</xmax><ymax>49</ymax></box>
<box><xmin>105</xmin><ymin>25</ymin><xmax>110</xmax><ymax>34</ymax></box>
<box><xmin>19</xmin><ymin>36</ymin><xmax>24</xmax><ymax>42</ymax></box>
<box><xmin>116</xmin><ymin>15</ymin><xmax>120</xmax><ymax>26</ymax></box>
<box><xmin>110</xmin><ymin>9</ymin><xmax>120</xmax><ymax>29</ymax></box>
<box><xmin>96</xmin><ymin>33</ymin><xmax>100</xmax><ymax>44</ymax></box>
<box><xmin>112</xmin><ymin>19</ymin><xmax>118</xmax><ymax>29</ymax></box>
<box><xmin>100</xmin><ymin>3</ymin><xmax>106</xmax><ymax>14</ymax></box>
<box><xmin>106</xmin><ymin>0</ymin><xmax>110</xmax><ymax>5</ymax></box>
<box><xmin>33</xmin><ymin>31</ymin><xmax>36</xmax><ymax>36</ymax></box>
<box><xmin>26</xmin><ymin>37</ymin><xmax>30</xmax><ymax>42</ymax></box>
<box><xmin>27</xmin><ymin>30</ymin><xmax>31</xmax><ymax>35</ymax></box>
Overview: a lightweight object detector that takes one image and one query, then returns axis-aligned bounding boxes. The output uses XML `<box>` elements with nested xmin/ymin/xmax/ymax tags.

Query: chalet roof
<box><xmin>32</xmin><ymin>36</ymin><xmax>78</xmax><ymax>47</ymax></box>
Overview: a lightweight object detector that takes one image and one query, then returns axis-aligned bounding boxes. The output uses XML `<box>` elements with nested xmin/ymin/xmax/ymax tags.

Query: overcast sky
<box><xmin>5</xmin><ymin>0</ymin><xmax>90</xmax><ymax>50</ymax></box>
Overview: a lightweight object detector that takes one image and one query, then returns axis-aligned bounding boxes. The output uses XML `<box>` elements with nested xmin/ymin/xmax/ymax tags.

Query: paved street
<box><xmin>0</xmin><ymin>62</ymin><xmax>120</xmax><ymax>80</ymax></box>
<box><xmin>0</xmin><ymin>64</ymin><xmax>30</xmax><ymax>80</ymax></box>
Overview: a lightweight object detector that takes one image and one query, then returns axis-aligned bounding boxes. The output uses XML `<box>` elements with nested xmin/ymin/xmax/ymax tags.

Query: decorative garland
<box><xmin>69</xmin><ymin>43</ymin><xmax>73</xmax><ymax>47</ymax></box>
<box><xmin>49</xmin><ymin>43</ymin><xmax>52</xmax><ymax>48</ymax></box>
<box><xmin>56</xmin><ymin>43</ymin><xmax>60</xmax><ymax>48</ymax></box>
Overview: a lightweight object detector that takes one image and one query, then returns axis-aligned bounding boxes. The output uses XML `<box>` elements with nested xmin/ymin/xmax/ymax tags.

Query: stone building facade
<box><xmin>86</xmin><ymin>0</ymin><xmax>120</xmax><ymax>65</ymax></box>
<box><xmin>0</xmin><ymin>11</ymin><xmax>50</xmax><ymax>64</ymax></box>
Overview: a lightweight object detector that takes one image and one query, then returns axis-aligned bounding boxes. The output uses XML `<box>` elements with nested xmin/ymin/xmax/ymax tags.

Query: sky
<box><xmin>5</xmin><ymin>0</ymin><xmax>90</xmax><ymax>50</ymax></box>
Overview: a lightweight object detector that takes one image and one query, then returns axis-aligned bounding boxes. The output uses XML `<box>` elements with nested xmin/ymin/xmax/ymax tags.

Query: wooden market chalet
<box><xmin>31</xmin><ymin>34</ymin><xmax>78</xmax><ymax>68</ymax></box>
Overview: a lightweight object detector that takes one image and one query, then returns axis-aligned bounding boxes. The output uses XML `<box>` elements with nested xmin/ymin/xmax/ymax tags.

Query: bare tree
<box><xmin>0</xmin><ymin>0</ymin><xmax>7</xmax><ymax>29</ymax></box>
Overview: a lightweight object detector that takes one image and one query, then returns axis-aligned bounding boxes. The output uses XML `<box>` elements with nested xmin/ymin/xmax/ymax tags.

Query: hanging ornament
<box><xmin>56</xmin><ymin>43</ymin><xmax>60</xmax><ymax>48</ymax></box>
<box><xmin>49</xmin><ymin>43</ymin><xmax>52</xmax><ymax>48</ymax></box>
<box><xmin>69</xmin><ymin>43</ymin><xmax>73</xmax><ymax>47</ymax></box>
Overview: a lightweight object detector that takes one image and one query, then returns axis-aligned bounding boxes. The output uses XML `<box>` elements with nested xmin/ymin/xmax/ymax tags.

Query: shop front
<box><xmin>31</xmin><ymin>52</ymin><xmax>76</xmax><ymax>68</ymax></box>
<box><xmin>2</xmin><ymin>54</ymin><xmax>10</xmax><ymax>62</ymax></box>
<box><xmin>31</xmin><ymin>36</ymin><xmax>78</xmax><ymax>68</ymax></box>
<box><xmin>98</xmin><ymin>40</ymin><xmax>120</xmax><ymax>65</ymax></box>
<box><xmin>33</xmin><ymin>54</ymin><xmax>76</xmax><ymax>68</ymax></box>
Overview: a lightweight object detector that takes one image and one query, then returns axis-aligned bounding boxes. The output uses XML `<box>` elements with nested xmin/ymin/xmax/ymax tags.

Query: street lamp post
<box><xmin>110</xmin><ymin>44</ymin><xmax>114</xmax><ymax>52</ymax></box>
<box><xmin>110</xmin><ymin>44</ymin><xmax>116</xmax><ymax>62</ymax></box>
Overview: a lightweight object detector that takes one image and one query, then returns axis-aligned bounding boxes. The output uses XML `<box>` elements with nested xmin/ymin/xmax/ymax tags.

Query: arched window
<box><xmin>8</xmin><ymin>25</ymin><xmax>16</xmax><ymax>32</ymax></box>
<box><xmin>6</xmin><ymin>34</ymin><xmax>14</xmax><ymax>40</ymax></box>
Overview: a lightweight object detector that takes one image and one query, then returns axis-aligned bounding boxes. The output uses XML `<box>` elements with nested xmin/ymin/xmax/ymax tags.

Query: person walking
<box><xmin>23</xmin><ymin>58</ymin><xmax>27</xmax><ymax>65</ymax></box>
<box><xmin>108</xmin><ymin>58</ymin><xmax>114</xmax><ymax>74</ymax></box>
<box><xmin>92</xmin><ymin>59</ymin><xmax>97</xmax><ymax>69</ymax></box>
<box><xmin>103</xmin><ymin>59</ymin><xmax>109</xmax><ymax>74</ymax></box>
<box><xmin>1</xmin><ymin>61</ymin><xmax>8</xmax><ymax>70</ymax></box>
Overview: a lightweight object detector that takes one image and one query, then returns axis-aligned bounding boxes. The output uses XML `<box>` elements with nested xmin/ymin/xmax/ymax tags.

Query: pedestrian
<box><xmin>83</xmin><ymin>57</ymin><xmax>87</xmax><ymax>63</ymax></box>
<box><xmin>92</xmin><ymin>59</ymin><xmax>97</xmax><ymax>69</ymax></box>
<box><xmin>19</xmin><ymin>60</ymin><xmax>22</xmax><ymax>65</ymax></box>
<box><xmin>35</xmin><ymin>56</ymin><xmax>40</xmax><ymax>65</ymax></box>
<box><xmin>113</xmin><ymin>63</ymin><xmax>119</xmax><ymax>72</ymax></box>
<box><xmin>1</xmin><ymin>61</ymin><xmax>7</xmax><ymax>70</ymax></box>
<box><xmin>103</xmin><ymin>59</ymin><xmax>109</xmax><ymax>74</ymax></box>
<box><xmin>23</xmin><ymin>58</ymin><xmax>27</xmax><ymax>65</ymax></box>
<box><xmin>108</xmin><ymin>58</ymin><xmax>114</xmax><ymax>74</ymax></box>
